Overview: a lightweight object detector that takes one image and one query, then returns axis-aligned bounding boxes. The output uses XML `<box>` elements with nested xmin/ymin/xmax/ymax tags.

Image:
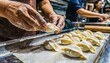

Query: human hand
<box><xmin>49</xmin><ymin>14</ymin><xmax>65</xmax><ymax>33</ymax></box>
<box><xmin>99</xmin><ymin>14</ymin><xmax>110</xmax><ymax>21</ymax></box>
<box><xmin>4</xmin><ymin>1</ymin><xmax>47</xmax><ymax>31</ymax></box>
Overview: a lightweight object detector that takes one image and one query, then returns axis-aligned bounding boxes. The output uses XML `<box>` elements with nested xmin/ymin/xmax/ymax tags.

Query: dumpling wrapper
<box><xmin>59</xmin><ymin>36</ymin><xmax>74</xmax><ymax>45</ymax></box>
<box><xmin>67</xmin><ymin>44</ymin><xmax>82</xmax><ymax>51</ymax></box>
<box><xmin>45</xmin><ymin>23</ymin><xmax>60</xmax><ymax>32</ymax></box>
<box><xmin>84</xmin><ymin>31</ymin><xmax>91</xmax><ymax>36</ymax></box>
<box><xmin>74</xmin><ymin>30</ymin><xmax>81</xmax><ymax>34</ymax></box>
<box><xmin>76</xmin><ymin>40</ymin><xmax>96</xmax><ymax>53</ymax></box>
<box><xmin>62</xmin><ymin>33</ymin><xmax>75</xmax><ymax>43</ymax></box>
<box><xmin>94</xmin><ymin>31</ymin><xmax>104</xmax><ymax>40</ymax></box>
<box><xmin>44</xmin><ymin>40</ymin><xmax>61</xmax><ymax>51</ymax></box>
<box><xmin>95</xmin><ymin>31</ymin><xmax>104</xmax><ymax>37</ymax></box>
<box><xmin>85</xmin><ymin>30</ymin><xmax>93</xmax><ymax>36</ymax></box>
<box><xmin>70</xmin><ymin>31</ymin><xmax>77</xmax><ymax>35</ymax></box>
<box><xmin>86</xmin><ymin>36</ymin><xmax>101</xmax><ymax>46</ymax></box>
<box><xmin>62</xmin><ymin>46</ymin><xmax>86</xmax><ymax>60</ymax></box>
<box><xmin>44</xmin><ymin>40</ymin><xmax>53</xmax><ymax>50</ymax></box>
<box><xmin>83</xmin><ymin>31</ymin><xmax>90</xmax><ymax>37</ymax></box>
<box><xmin>63</xmin><ymin>33</ymin><xmax>81</xmax><ymax>43</ymax></box>
<box><xmin>72</xmin><ymin>37</ymin><xmax>80</xmax><ymax>43</ymax></box>
<box><xmin>70</xmin><ymin>32</ymin><xmax>83</xmax><ymax>41</ymax></box>
<box><xmin>80</xmin><ymin>32</ymin><xmax>88</xmax><ymax>39</ymax></box>
<box><xmin>94</xmin><ymin>34</ymin><xmax>104</xmax><ymax>40</ymax></box>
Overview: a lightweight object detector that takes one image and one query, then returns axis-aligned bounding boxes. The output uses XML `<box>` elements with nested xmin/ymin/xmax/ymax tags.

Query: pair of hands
<box><xmin>4</xmin><ymin>2</ymin><xmax>65</xmax><ymax>33</ymax></box>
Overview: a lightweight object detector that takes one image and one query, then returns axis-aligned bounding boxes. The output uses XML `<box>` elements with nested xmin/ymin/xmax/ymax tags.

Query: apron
<box><xmin>0</xmin><ymin>0</ymin><xmax>42</xmax><ymax>41</ymax></box>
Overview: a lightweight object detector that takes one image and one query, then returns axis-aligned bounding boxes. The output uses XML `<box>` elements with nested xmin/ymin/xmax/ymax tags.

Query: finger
<box><xmin>17</xmin><ymin>9</ymin><xmax>42</xmax><ymax>31</ymax></box>
<box><xmin>15</xmin><ymin>17</ymin><xmax>36</xmax><ymax>31</ymax></box>
<box><xmin>26</xmin><ymin>5</ymin><xmax>47</xmax><ymax>26</ymax></box>
<box><xmin>57</xmin><ymin>16</ymin><xmax>64</xmax><ymax>28</ymax></box>
<box><xmin>55</xmin><ymin>22</ymin><xmax>65</xmax><ymax>34</ymax></box>
<box><xmin>60</xmin><ymin>22</ymin><xmax>65</xmax><ymax>30</ymax></box>
<box><xmin>17</xmin><ymin>6</ymin><xmax>41</xmax><ymax>26</ymax></box>
<box><xmin>20</xmin><ymin>19</ymin><xmax>36</xmax><ymax>31</ymax></box>
<box><xmin>52</xmin><ymin>17</ymin><xmax>58</xmax><ymax>25</ymax></box>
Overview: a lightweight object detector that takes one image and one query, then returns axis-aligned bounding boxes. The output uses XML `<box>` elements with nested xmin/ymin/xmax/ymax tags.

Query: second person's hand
<box><xmin>99</xmin><ymin>14</ymin><xmax>110</xmax><ymax>21</ymax></box>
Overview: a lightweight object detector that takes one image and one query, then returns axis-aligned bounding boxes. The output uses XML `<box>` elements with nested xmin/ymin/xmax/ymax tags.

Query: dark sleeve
<box><xmin>69</xmin><ymin>0</ymin><xmax>83</xmax><ymax>12</ymax></box>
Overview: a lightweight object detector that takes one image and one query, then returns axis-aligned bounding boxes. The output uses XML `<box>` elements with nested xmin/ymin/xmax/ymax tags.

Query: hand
<box><xmin>4</xmin><ymin>1</ymin><xmax>47</xmax><ymax>31</ymax></box>
<box><xmin>99</xmin><ymin>14</ymin><xmax>110</xmax><ymax>21</ymax></box>
<box><xmin>49</xmin><ymin>14</ymin><xmax>65</xmax><ymax>33</ymax></box>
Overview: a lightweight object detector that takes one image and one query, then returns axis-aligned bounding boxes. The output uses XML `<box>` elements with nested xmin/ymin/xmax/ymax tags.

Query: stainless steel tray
<box><xmin>12</xmin><ymin>33</ymin><xmax>110</xmax><ymax>63</ymax></box>
<box><xmin>0</xmin><ymin>30</ymin><xmax>109</xmax><ymax>63</ymax></box>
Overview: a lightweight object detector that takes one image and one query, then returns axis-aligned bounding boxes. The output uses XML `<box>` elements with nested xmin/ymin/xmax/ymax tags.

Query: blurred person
<box><xmin>65</xmin><ymin>0</ymin><xmax>109</xmax><ymax>29</ymax></box>
<box><xmin>89</xmin><ymin>0</ymin><xmax>103</xmax><ymax>22</ymax></box>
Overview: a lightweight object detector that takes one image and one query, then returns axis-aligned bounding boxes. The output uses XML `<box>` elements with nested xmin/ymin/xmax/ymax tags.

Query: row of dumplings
<box><xmin>44</xmin><ymin>30</ymin><xmax>105</xmax><ymax>60</ymax></box>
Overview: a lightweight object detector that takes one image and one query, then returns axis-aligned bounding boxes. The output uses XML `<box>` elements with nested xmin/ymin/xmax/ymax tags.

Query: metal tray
<box><xmin>0</xmin><ymin>30</ymin><xmax>109</xmax><ymax>63</ymax></box>
<box><xmin>11</xmin><ymin>33</ymin><xmax>110</xmax><ymax>63</ymax></box>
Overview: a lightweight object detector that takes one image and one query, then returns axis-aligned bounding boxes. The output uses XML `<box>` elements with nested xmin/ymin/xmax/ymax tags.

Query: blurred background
<box><xmin>50</xmin><ymin>0</ymin><xmax>110</xmax><ymax>22</ymax></box>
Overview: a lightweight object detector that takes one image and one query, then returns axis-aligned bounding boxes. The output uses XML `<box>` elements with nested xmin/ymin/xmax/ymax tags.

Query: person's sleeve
<box><xmin>69</xmin><ymin>0</ymin><xmax>83</xmax><ymax>12</ymax></box>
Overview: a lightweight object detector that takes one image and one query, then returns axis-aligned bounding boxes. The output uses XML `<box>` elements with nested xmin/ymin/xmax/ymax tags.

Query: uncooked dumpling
<box><xmin>61</xmin><ymin>46</ymin><xmax>86</xmax><ymax>60</ymax></box>
<box><xmin>95</xmin><ymin>31</ymin><xmax>104</xmax><ymax>37</ymax></box>
<box><xmin>70</xmin><ymin>31</ymin><xmax>77</xmax><ymax>35</ymax></box>
<box><xmin>44</xmin><ymin>40</ymin><xmax>61</xmax><ymax>51</ymax></box>
<box><xmin>74</xmin><ymin>30</ymin><xmax>81</xmax><ymax>34</ymax></box>
<box><xmin>70</xmin><ymin>32</ymin><xmax>83</xmax><ymax>41</ymax></box>
<box><xmin>76</xmin><ymin>40</ymin><xmax>96</xmax><ymax>53</ymax></box>
<box><xmin>94</xmin><ymin>31</ymin><xmax>104</xmax><ymax>40</ymax></box>
<box><xmin>83</xmin><ymin>31</ymin><xmax>90</xmax><ymax>37</ymax></box>
<box><xmin>62</xmin><ymin>33</ymin><xmax>81</xmax><ymax>43</ymax></box>
<box><xmin>86</xmin><ymin>36</ymin><xmax>101</xmax><ymax>46</ymax></box>
<box><xmin>85</xmin><ymin>30</ymin><xmax>93</xmax><ymax>36</ymax></box>
<box><xmin>72</xmin><ymin>37</ymin><xmax>80</xmax><ymax>43</ymax></box>
<box><xmin>44</xmin><ymin>40</ymin><xmax>54</xmax><ymax>50</ymax></box>
<box><xmin>80</xmin><ymin>32</ymin><xmax>88</xmax><ymax>39</ymax></box>
<box><xmin>59</xmin><ymin>36</ymin><xmax>74</xmax><ymax>45</ymax></box>
<box><xmin>45</xmin><ymin>23</ymin><xmax>60</xmax><ymax>32</ymax></box>
<box><xmin>67</xmin><ymin>44</ymin><xmax>82</xmax><ymax>51</ymax></box>
<box><xmin>62</xmin><ymin>33</ymin><xmax>75</xmax><ymax>42</ymax></box>
<box><xmin>94</xmin><ymin>34</ymin><xmax>104</xmax><ymax>40</ymax></box>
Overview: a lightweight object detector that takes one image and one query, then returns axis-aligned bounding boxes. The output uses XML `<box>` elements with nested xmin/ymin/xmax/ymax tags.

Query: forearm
<box><xmin>40</xmin><ymin>0</ymin><xmax>56</xmax><ymax>18</ymax></box>
<box><xmin>77</xmin><ymin>8</ymin><xmax>101</xmax><ymax>18</ymax></box>
<box><xmin>0</xmin><ymin>0</ymin><xmax>12</xmax><ymax>17</ymax></box>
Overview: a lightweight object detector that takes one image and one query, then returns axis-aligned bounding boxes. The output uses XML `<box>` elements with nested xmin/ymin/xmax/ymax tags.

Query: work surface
<box><xmin>0</xmin><ymin>33</ymin><xmax>109</xmax><ymax>63</ymax></box>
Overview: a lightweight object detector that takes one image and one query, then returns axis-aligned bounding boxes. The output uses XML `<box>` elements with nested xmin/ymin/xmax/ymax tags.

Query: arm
<box><xmin>40</xmin><ymin>0</ymin><xmax>56</xmax><ymax>18</ymax></box>
<box><xmin>77</xmin><ymin>8</ymin><xmax>109</xmax><ymax>21</ymax></box>
<box><xmin>77</xmin><ymin>8</ymin><xmax>102</xmax><ymax>18</ymax></box>
<box><xmin>39</xmin><ymin>0</ymin><xmax>65</xmax><ymax>33</ymax></box>
<box><xmin>67</xmin><ymin>0</ymin><xmax>109</xmax><ymax>21</ymax></box>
